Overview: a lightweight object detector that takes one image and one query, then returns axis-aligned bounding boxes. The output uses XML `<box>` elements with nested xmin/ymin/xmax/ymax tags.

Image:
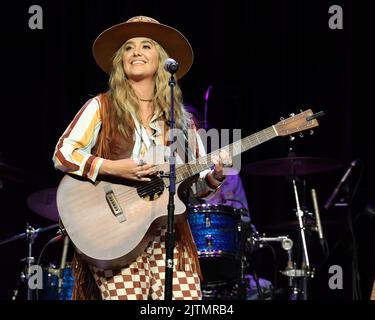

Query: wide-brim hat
<box><xmin>92</xmin><ymin>16</ymin><xmax>193</xmax><ymax>79</ymax></box>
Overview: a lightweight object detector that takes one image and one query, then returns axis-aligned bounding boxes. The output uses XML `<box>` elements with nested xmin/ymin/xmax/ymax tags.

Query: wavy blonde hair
<box><xmin>106</xmin><ymin>38</ymin><xmax>192</xmax><ymax>139</ymax></box>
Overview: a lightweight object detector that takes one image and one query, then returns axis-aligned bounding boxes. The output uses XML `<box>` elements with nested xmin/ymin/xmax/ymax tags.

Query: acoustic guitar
<box><xmin>57</xmin><ymin>110</ymin><xmax>320</xmax><ymax>268</ymax></box>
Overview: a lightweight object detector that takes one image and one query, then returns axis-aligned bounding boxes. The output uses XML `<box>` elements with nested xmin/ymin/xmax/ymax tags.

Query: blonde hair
<box><xmin>107</xmin><ymin>39</ymin><xmax>192</xmax><ymax>139</ymax></box>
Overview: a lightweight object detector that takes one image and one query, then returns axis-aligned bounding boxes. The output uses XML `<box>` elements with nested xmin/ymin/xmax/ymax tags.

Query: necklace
<box><xmin>139</xmin><ymin>98</ymin><xmax>153</xmax><ymax>102</ymax></box>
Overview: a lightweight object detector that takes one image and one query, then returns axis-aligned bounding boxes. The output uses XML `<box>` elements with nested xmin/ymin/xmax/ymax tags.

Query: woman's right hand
<box><xmin>99</xmin><ymin>158</ymin><xmax>156</xmax><ymax>181</ymax></box>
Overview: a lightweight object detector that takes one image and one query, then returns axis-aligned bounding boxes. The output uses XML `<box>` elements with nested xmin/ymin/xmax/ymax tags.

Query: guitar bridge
<box><xmin>103</xmin><ymin>185</ymin><xmax>126</xmax><ymax>223</ymax></box>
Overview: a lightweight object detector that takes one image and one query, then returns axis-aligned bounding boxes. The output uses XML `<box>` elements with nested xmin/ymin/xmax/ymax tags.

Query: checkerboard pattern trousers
<box><xmin>90</xmin><ymin>227</ymin><xmax>202</xmax><ymax>300</ymax></box>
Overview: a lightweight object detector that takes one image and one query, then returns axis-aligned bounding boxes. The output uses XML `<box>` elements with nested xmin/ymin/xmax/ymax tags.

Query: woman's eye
<box><xmin>125</xmin><ymin>46</ymin><xmax>133</xmax><ymax>51</ymax></box>
<box><xmin>143</xmin><ymin>44</ymin><xmax>151</xmax><ymax>49</ymax></box>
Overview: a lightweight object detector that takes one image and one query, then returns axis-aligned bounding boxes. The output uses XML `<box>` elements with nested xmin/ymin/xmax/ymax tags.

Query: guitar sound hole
<box><xmin>136</xmin><ymin>176</ymin><xmax>165</xmax><ymax>201</ymax></box>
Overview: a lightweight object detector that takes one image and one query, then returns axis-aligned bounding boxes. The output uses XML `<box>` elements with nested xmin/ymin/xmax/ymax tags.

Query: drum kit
<box><xmin>188</xmin><ymin>154</ymin><xmax>342</xmax><ymax>300</ymax></box>
<box><xmin>0</xmin><ymin>154</ymin><xmax>342</xmax><ymax>300</ymax></box>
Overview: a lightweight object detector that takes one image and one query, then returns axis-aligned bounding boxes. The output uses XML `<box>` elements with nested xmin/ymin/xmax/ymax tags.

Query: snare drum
<box><xmin>188</xmin><ymin>204</ymin><xmax>243</xmax><ymax>286</ymax></box>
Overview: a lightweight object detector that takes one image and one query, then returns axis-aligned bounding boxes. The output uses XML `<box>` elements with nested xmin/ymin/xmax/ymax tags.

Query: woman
<box><xmin>53</xmin><ymin>16</ymin><xmax>231</xmax><ymax>300</ymax></box>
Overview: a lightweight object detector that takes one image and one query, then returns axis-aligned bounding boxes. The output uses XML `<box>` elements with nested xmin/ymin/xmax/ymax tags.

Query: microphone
<box><xmin>311</xmin><ymin>188</ymin><xmax>329</xmax><ymax>256</ymax></box>
<box><xmin>164</xmin><ymin>58</ymin><xmax>179</xmax><ymax>74</ymax></box>
<box><xmin>311</xmin><ymin>189</ymin><xmax>324</xmax><ymax>241</ymax></box>
<box><xmin>324</xmin><ymin>159</ymin><xmax>358</xmax><ymax>210</ymax></box>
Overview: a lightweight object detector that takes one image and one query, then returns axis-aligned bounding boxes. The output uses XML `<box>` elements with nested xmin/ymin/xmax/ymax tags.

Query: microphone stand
<box><xmin>164</xmin><ymin>72</ymin><xmax>177</xmax><ymax>300</ymax></box>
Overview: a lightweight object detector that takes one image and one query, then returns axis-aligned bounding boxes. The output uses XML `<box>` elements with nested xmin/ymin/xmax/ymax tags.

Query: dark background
<box><xmin>0</xmin><ymin>0</ymin><xmax>373</xmax><ymax>300</ymax></box>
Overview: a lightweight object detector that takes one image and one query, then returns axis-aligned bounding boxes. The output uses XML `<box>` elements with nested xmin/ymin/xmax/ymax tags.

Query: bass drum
<box><xmin>188</xmin><ymin>204</ymin><xmax>244</xmax><ymax>287</ymax></box>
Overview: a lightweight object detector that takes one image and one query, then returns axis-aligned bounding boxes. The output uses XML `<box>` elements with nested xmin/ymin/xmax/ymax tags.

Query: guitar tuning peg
<box><xmin>280</xmin><ymin>117</ymin><xmax>285</xmax><ymax>121</ymax></box>
<box><xmin>299</xmin><ymin>132</ymin><xmax>304</xmax><ymax>138</ymax></box>
<box><xmin>310</xmin><ymin>130</ymin><xmax>314</xmax><ymax>135</ymax></box>
<box><xmin>289</xmin><ymin>135</ymin><xmax>295</xmax><ymax>142</ymax></box>
<box><xmin>300</xmin><ymin>109</ymin><xmax>303</xmax><ymax>113</ymax></box>
<box><xmin>289</xmin><ymin>113</ymin><xmax>295</xmax><ymax>117</ymax></box>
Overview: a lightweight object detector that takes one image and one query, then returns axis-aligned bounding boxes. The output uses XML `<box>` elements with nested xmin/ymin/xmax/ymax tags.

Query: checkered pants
<box><xmin>90</xmin><ymin>227</ymin><xmax>202</xmax><ymax>300</ymax></box>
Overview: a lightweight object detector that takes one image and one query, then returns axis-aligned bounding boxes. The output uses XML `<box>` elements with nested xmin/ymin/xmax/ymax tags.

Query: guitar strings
<box><xmin>114</xmin><ymin>162</ymin><xmax>216</xmax><ymax>204</ymax></box>
<box><xmin>115</xmin><ymin>164</ymin><xmax>210</xmax><ymax>201</ymax></box>
<box><xmin>115</xmin><ymin>155</ymin><xmax>217</xmax><ymax>199</ymax></box>
<box><xmin>114</xmin><ymin>156</ymin><xmax>215</xmax><ymax>198</ymax></box>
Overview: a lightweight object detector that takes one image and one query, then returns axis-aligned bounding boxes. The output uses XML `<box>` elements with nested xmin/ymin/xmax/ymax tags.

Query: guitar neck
<box><xmin>171</xmin><ymin>125</ymin><xmax>277</xmax><ymax>184</ymax></box>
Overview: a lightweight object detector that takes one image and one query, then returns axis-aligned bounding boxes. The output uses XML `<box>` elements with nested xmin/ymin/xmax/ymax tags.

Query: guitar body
<box><xmin>57</xmin><ymin>146</ymin><xmax>187</xmax><ymax>269</ymax></box>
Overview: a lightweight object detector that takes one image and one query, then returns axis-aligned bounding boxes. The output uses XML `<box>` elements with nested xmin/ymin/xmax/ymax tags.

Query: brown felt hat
<box><xmin>92</xmin><ymin>16</ymin><xmax>193</xmax><ymax>79</ymax></box>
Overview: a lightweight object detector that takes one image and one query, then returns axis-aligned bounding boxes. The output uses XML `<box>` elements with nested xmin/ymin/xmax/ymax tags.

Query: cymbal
<box><xmin>242</xmin><ymin>157</ymin><xmax>341</xmax><ymax>176</ymax></box>
<box><xmin>27</xmin><ymin>188</ymin><xmax>59</xmax><ymax>222</ymax></box>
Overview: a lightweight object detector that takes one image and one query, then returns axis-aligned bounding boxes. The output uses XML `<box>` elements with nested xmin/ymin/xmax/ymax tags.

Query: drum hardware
<box><xmin>288</xmin><ymin>169</ymin><xmax>314</xmax><ymax>299</ymax></box>
<box><xmin>237</xmin><ymin>215</ymin><xmax>253</xmax><ymax>300</ymax></box>
<box><xmin>249</xmin><ymin>232</ymin><xmax>297</xmax><ymax>298</ymax></box>
<box><xmin>205</xmin><ymin>234</ymin><xmax>213</xmax><ymax>248</ymax></box>
<box><xmin>58</xmin><ymin>236</ymin><xmax>70</xmax><ymax>293</ymax></box>
<box><xmin>0</xmin><ymin>223</ymin><xmax>59</xmax><ymax>300</ymax></box>
<box><xmin>244</xmin><ymin>148</ymin><xmax>337</xmax><ymax>299</ymax></box>
<box><xmin>205</xmin><ymin>213</ymin><xmax>211</xmax><ymax>227</ymax></box>
<box><xmin>249</xmin><ymin>231</ymin><xmax>316</xmax><ymax>300</ymax></box>
<box><xmin>40</xmin><ymin>262</ymin><xmax>74</xmax><ymax>300</ymax></box>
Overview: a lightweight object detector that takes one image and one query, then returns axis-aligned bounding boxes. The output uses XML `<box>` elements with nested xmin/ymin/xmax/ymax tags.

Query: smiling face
<box><xmin>122</xmin><ymin>37</ymin><xmax>159</xmax><ymax>81</ymax></box>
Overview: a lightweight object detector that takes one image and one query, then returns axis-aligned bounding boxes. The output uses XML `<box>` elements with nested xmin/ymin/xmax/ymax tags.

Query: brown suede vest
<box><xmin>71</xmin><ymin>94</ymin><xmax>202</xmax><ymax>300</ymax></box>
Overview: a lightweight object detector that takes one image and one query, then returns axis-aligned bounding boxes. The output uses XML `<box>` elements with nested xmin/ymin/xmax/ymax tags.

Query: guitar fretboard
<box><xmin>163</xmin><ymin>126</ymin><xmax>277</xmax><ymax>187</ymax></box>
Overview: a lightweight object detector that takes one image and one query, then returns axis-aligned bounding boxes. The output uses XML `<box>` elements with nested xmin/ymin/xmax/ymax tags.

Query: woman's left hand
<box><xmin>212</xmin><ymin>149</ymin><xmax>233</xmax><ymax>181</ymax></box>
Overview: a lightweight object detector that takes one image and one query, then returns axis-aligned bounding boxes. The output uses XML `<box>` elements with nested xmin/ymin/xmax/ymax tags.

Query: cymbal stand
<box><xmin>0</xmin><ymin>223</ymin><xmax>59</xmax><ymax>300</ymax></box>
<box><xmin>19</xmin><ymin>224</ymin><xmax>38</xmax><ymax>300</ymax></box>
<box><xmin>290</xmin><ymin>176</ymin><xmax>314</xmax><ymax>299</ymax></box>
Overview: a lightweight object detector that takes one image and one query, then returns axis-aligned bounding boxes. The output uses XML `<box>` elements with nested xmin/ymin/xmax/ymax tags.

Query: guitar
<box><xmin>57</xmin><ymin>109</ymin><xmax>320</xmax><ymax>268</ymax></box>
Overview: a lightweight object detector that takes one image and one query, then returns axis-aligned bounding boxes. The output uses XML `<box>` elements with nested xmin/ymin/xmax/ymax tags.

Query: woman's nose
<box><xmin>133</xmin><ymin>48</ymin><xmax>141</xmax><ymax>56</ymax></box>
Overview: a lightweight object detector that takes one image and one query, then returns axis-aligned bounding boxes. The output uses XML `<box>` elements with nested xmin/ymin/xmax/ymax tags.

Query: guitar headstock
<box><xmin>274</xmin><ymin>109</ymin><xmax>320</xmax><ymax>137</ymax></box>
